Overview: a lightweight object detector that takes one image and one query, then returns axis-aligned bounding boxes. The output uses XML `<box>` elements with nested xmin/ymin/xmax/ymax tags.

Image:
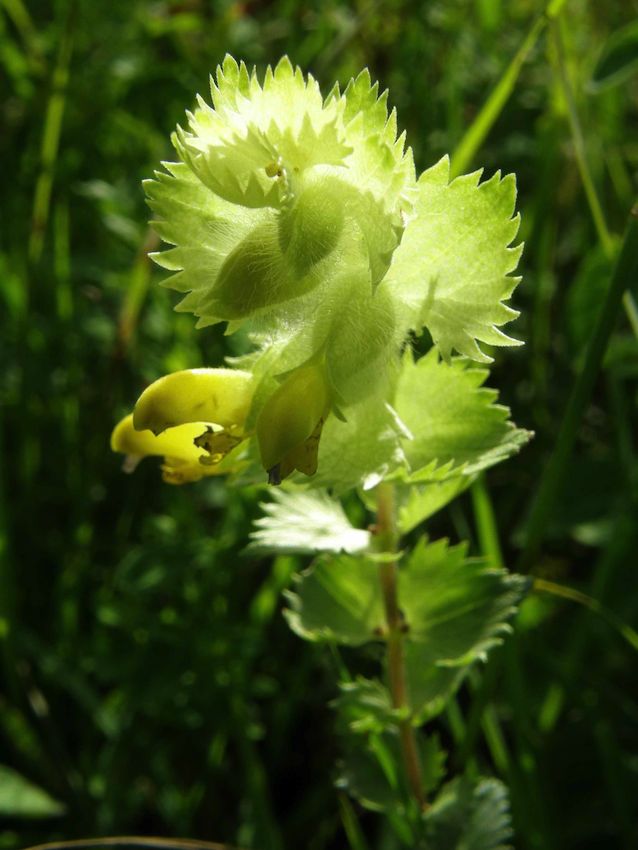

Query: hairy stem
<box><xmin>375</xmin><ymin>483</ymin><xmax>425</xmax><ymax>810</ymax></box>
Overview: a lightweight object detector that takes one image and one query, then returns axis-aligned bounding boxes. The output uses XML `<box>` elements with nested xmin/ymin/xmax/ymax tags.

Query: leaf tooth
<box><xmin>274</xmin><ymin>55</ymin><xmax>294</xmax><ymax>81</ymax></box>
<box><xmin>353</xmin><ymin>67</ymin><xmax>372</xmax><ymax>91</ymax></box>
<box><xmin>157</xmin><ymin>271</ymin><xmax>189</xmax><ymax>292</ymax></box>
<box><xmin>150</xmin><ymin>247</ymin><xmax>184</xmax><ymax>271</ymax></box>
<box><xmin>502</xmin><ymin>272</ymin><xmax>523</xmax><ymax>297</ymax></box>
<box><xmin>238</xmin><ymin>59</ymin><xmax>251</xmax><ymax>94</ymax></box>
<box><xmin>195</xmin><ymin>314</ymin><xmax>220</xmax><ymax>329</ymax></box>
<box><xmin>263</xmin><ymin>64</ymin><xmax>275</xmax><ymax>92</ymax></box>
<box><xmin>248</xmin><ymin>68</ymin><xmax>262</xmax><ymax>98</ymax></box>
<box><xmin>383</xmin><ymin>106</ymin><xmax>397</xmax><ymax>141</ymax></box>
<box><xmin>221</xmin><ymin>53</ymin><xmax>239</xmax><ymax>81</ymax></box>
<box><xmin>376</xmin><ymin>86</ymin><xmax>389</xmax><ymax>113</ymax></box>
<box><xmin>324</xmin><ymin>80</ymin><xmax>341</xmax><ymax>104</ymax></box>
<box><xmin>452</xmin><ymin>167</ymin><xmax>484</xmax><ymax>189</ymax></box>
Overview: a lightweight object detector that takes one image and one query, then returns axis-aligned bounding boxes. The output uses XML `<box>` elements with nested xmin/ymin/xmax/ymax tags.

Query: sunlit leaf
<box><xmin>385</xmin><ymin>156</ymin><xmax>522</xmax><ymax>361</ymax></box>
<box><xmin>313</xmin><ymin>394</ymin><xmax>406</xmax><ymax>492</ymax></box>
<box><xmin>396</xmin><ymin>477</ymin><xmax>475</xmax><ymax>534</ymax></box>
<box><xmin>393</xmin><ymin>350</ymin><xmax>531</xmax><ymax>482</ymax></box>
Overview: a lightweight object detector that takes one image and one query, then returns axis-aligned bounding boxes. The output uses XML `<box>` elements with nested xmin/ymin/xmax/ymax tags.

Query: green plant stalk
<box><xmin>533</xmin><ymin>578</ymin><xmax>638</xmax><ymax>653</ymax></box>
<box><xmin>450</xmin><ymin>0</ymin><xmax>568</xmax><ymax>179</ymax></box>
<box><xmin>450</xmin><ymin>0</ymin><xmax>578</xmax><ymax>182</ymax></box>
<box><xmin>338</xmin><ymin>793</ymin><xmax>371</xmax><ymax>850</ymax></box>
<box><xmin>450</xmin><ymin>14</ymin><xmax>544</xmax><ymax>179</ymax></box>
<box><xmin>21</xmin><ymin>840</ymin><xmax>240</xmax><ymax>850</ymax></box>
<box><xmin>551</xmin><ymin>19</ymin><xmax>613</xmax><ymax>255</ymax></box>
<box><xmin>117</xmin><ymin>228</ymin><xmax>160</xmax><ymax>349</ymax></box>
<box><xmin>551</xmin><ymin>16</ymin><xmax>638</xmax><ymax>338</ymax></box>
<box><xmin>375</xmin><ymin>483</ymin><xmax>425</xmax><ymax>810</ymax></box>
<box><xmin>519</xmin><ymin>205</ymin><xmax>638</xmax><ymax>570</ymax></box>
<box><xmin>470</xmin><ymin>476</ymin><xmax>504</xmax><ymax>568</ymax></box>
<box><xmin>537</xmin><ymin>513</ymin><xmax>637</xmax><ymax>735</ymax></box>
<box><xmin>1</xmin><ymin>0</ymin><xmax>44</xmax><ymax>72</ymax></box>
<box><xmin>28</xmin><ymin>0</ymin><xmax>76</xmax><ymax>266</ymax></box>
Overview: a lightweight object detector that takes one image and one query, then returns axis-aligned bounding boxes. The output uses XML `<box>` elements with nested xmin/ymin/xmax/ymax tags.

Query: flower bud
<box><xmin>256</xmin><ymin>364</ymin><xmax>331</xmax><ymax>482</ymax></box>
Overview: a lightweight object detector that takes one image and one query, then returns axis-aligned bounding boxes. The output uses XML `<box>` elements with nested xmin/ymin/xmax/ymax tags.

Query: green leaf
<box><xmin>341</xmin><ymin>69</ymin><xmax>416</xmax><ymax>212</ymax></box>
<box><xmin>336</xmin><ymin>721</ymin><xmax>445</xmax><ymax>818</ymax></box>
<box><xmin>421</xmin><ymin>734</ymin><xmax>448</xmax><ymax>796</ymax></box>
<box><xmin>590</xmin><ymin>21</ymin><xmax>638</xmax><ymax>91</ymax></box>
<box><xmin>0</xmin><ymin>765</ymin><xmax>65</xmax><ymax>818</ymax></box>
<box><xmin>385</xmin><ymin>156</ymin><xmax>522</xmax><ymax>362</ymax></box>
<box><xmin>145</xmin><ymin>161</ymin><xmax>265</xmax><ymax>314</ymax></box>
<box><xmin>313</xmin><ymin>393</ymin><xmax>406</xmax><ymax>493</ymax></box>
<box><xmin>325</xmin><ymin>283</ymin><xmax>400</xmax><ymax>403</ymax></box>
<box><xmin>393</xmin><ymin>350</ymin><xmax>532</xmax><ymax>482</ymax></box>
<box><xmin>336</xmin><ymin>730</ymin><xmax>405</xmax><ymax>815</ymax></box>
<box><xmin>247</xmin><ymin>489</ymin><xmax>370</xmax><ymax>555</ymax></box>
<box><xmin>396</xmin><ymin>477</ymin><xmax>475</xmax><ymax>534</ymax></box>
<box><xmin>284</xmin><ymin>554</ymin><xmax>384</xmax><ymax>644</ymax></box>
<box><xmin>335</xmin><ymin>677</ymin><xmax>404</xmax><ymax>734</ymax></box>
<box><xmin>423</xmin><ymin>777</ymin><xmax>513</xmax><ymax>850</ymax></box>
<box><xmin>399</xmin><ymin>538</ymin><xmax>530</xmax><ymax>720</ymax></box>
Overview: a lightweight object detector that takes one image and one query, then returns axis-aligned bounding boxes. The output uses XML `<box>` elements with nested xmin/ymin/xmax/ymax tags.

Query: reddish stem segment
<box><xmin>375</xmin><ymin>484</ymin><xmax>426</xmax><ymax>810</ymax></box>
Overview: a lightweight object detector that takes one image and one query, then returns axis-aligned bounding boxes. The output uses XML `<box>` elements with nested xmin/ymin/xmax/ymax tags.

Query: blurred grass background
<box><xmin>1</xmin><ymin>0</ymin><xmax>638</xmax><ymax>848</ymax></box>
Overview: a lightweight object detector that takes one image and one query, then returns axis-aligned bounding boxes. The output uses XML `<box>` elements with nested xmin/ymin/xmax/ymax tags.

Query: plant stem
<box><xmin>375</xmin><ymin>483</ymin><xmax>425</xmax><ymax>810</ymax></box>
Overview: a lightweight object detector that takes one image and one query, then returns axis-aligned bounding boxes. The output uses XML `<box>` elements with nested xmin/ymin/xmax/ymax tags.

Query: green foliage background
<box><xmin>1</xmin><ymin>0</ymin><xmax>638</xmax><ymax>848</ymax></box>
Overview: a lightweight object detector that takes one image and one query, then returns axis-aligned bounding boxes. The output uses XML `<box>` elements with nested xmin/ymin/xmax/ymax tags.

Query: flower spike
<box><xmin>115</xmin><ymin>56</ymin><xmax>526</xmax><ymax>489</ymax></box>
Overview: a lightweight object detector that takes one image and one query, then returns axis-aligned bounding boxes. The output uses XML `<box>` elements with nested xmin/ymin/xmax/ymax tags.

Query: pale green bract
<box><xmin>385</xmin><ymin>156</ymin><xmax>523</xmax><ymax>362</ymax></box>
<box><xmin>117</xmin><ymin>53</ymin><xmax>526</xmax><ymax>489</ymax></box>
<box><xmin>145</xmin><ymin>55</ymin><xmax>522</xmax><ymax>422</ymax></box>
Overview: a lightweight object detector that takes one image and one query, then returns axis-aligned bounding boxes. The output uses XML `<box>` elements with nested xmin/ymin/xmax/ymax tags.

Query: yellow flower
<box><xmin>111</xmin><ymin>368</ymin><xmax>254</xmax><ymax>484</ymax></box>
<box><xmin>111</xmin><ymin>364</ymin><xmax>332</xmax><ymax>485</ymax></box>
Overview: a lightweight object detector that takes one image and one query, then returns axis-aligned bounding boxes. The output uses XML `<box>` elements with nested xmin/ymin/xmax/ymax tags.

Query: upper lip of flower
<box><xmin>132</xmin><ymin>367</ymin><xmax>255</xmax><ymax>437</ymax></box>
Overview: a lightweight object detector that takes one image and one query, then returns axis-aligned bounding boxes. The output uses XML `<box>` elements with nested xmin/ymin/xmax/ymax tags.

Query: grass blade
<box><xmin>518</xmin><ymin>206</ymin><xmax>638</xmax><ymax>569</ymax></box>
